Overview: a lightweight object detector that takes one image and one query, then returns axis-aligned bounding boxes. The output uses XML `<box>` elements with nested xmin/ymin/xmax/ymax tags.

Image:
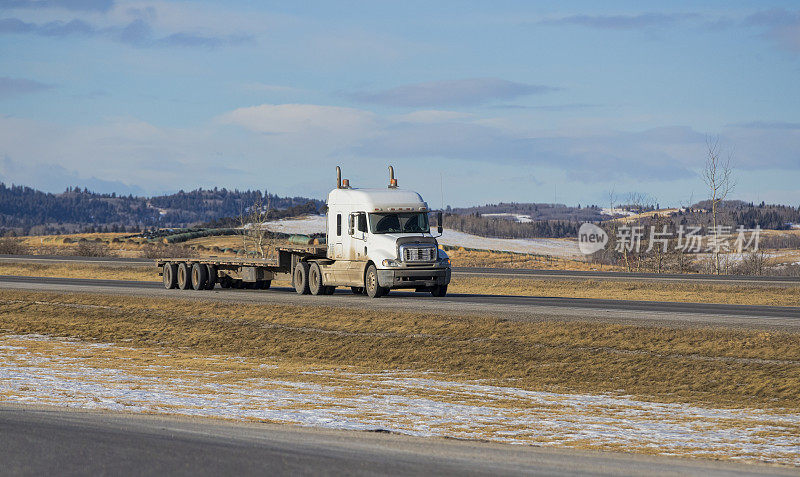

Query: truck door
<box><xmin>344</xmin><ymin>212</ymin><xmax>361</xmax><ymax>260</ymax></box>
<box><xmin>347</xmin><ymin>212</ymin><xmax>368</xmax><ymax>283</ymax></box>
<box><xmin>330</xmin><ymin>212</ymin><xmax>343</xmax><ymax>259</ymax></box>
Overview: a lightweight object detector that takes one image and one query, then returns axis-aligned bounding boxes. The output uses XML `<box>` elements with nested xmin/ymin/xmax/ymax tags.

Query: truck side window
<box><xmin>357</xmin><ymin>213</ymin><xmax>367</xmax><ymax>233</ymax></box>
<box><xmin>336</xmin><ymin>214</ymin><xmax>342</xmax><ymax>236</ymax></box>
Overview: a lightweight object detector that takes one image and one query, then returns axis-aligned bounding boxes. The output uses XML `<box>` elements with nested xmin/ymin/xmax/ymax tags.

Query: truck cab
<box><xmin>313</xmin><ymin>167</ymin><xmax>451</xmax><ymax>298</ymax></box>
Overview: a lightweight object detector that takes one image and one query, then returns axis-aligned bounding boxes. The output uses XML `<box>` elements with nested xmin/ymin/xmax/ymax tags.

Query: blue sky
<box><xmin>1</xmin><ymin>0</ymin><xmax>799</xmax><ymax>207</ymax></box>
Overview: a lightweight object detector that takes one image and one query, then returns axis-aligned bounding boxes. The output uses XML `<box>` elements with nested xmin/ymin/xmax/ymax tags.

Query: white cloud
<box><xmin>218</xmin><ymin>103</ymin><xmax>377</xmax><ymax>137</ymax></box>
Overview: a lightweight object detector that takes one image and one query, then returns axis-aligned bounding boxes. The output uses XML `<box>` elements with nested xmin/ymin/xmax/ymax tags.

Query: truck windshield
<box><xmin>369</xmin><ymin>213</ymin><xmax>429</xmax><ymax>234</ymax></box>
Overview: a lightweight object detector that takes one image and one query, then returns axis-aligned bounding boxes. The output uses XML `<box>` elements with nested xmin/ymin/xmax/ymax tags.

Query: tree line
<box><xmin>0</xmin><ymin>183</ymin><xmax>324</xmax><ymax>235</ymax></box>
<box><xmin>443</xmin><ymin>214</ymin><xmax>579</xmax><ymax>239</ymax></box>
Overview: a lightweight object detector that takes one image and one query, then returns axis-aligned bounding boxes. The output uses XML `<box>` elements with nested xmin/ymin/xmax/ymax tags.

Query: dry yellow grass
<box><xmin>444</xmin><ymin>248</ymin><xmax>623</xmax><ymax>271</ymax></box>
<box><xmin>19</xmin><ymin>233</ymin><xmax>152</xmax><ymax>258</ymax></box>
<box><xmin>609</xmin><ymin>209</ymin><xmax>681</xmax><ymax>223</ymax></box>
<box><xmin>0</xmin><ymin>262</ymin><xmax>156</xmax><ymax>281</ymax></box>
<box><xmin>182</xmin><ymin>235</ymin><xmax>245</xmax><ymax>250</ymax></box>
<box><xmin>0</xmin><ymin>288</ymin><xmax>798</xmax><ymax>409</ymax></box>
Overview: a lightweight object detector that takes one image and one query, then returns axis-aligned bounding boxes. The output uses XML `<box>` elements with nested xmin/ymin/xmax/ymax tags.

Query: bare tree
<box><xmin>238</xmin><ymin>193</ymin><xmax>274</xmax><ymax>259</ymax></box>
<box><xmin>701</xmin><ymin>137</ymin><xmax>736</xmax><ymax>274</ymax></box>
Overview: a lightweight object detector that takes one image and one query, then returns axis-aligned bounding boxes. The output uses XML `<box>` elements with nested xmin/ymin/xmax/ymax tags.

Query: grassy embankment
<box><xmin>0</xmin><ymin>288</ymin><xmax>798</xmax><ymax>410</ymax></box>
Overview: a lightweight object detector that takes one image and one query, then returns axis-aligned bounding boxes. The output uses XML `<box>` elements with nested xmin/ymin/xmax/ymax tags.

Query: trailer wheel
<box><xmin>293</xmin><ymin>262</ymin><xmax>310</xmax><ymax>295</ymax></box>
<box><xmin>351</xmin><ymin>287</ymin><xmax>365</xmax><ymax>295</ymax></box>
<box><xmin>191</xmin><ymin>263</ymin><xmax>207</xmax><ymax>290</ymax></box>
<box><xmin>430</xmin><ymin>284</ymin><xmax>448</xmax><ymax>297</ymax></box>
<box><xmin>232</xmin><ymin>280</ymin><xmax>243</xmax><ymax>289</ymax></box>
<box><xmin>204</xmin><ymin>265</ymin><xmax>217</xmax><ymax>290</ymax></box>
<box><xmin>308</xmin><ymin>262</ymin><xmax>324</xmax><ymax>295</ymax></box>
<box><xmin>162</xmin><ymin>262</ymin><xmax>178</xmax><ymax>289</ymax></box>
<box><xmin>219</xmin><ymin>276</ymin><xmax>231</xmax><ymax>289</ymax></box>
<box><xmin>365</xmin><ymin>265</ymin><xmax>386</xmax><ymax>298</ymax></box>
<box><xmin>177</xmin><ymin>262</ymin><xmax>191</xmax><ymax>290</ymax></box>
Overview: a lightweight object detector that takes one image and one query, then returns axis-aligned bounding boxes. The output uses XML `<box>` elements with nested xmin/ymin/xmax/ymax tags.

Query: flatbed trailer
<box><xmin>156</xmin><ymin>245</ymin><xmax>328</xmax><ymax>291</ymax></box>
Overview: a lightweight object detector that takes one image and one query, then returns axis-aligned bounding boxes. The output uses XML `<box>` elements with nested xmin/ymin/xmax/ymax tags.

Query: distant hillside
<box><xmin>444</xmin><ymin>200</ymin><xmax>800</xmax><ymax>239</ymax></box>
<box><xmin>0</xmin><ymin>184</ymin><xmax>324</xmax><ymax>235</ymax></box>
<box><xmin>448</xmin><ymin>202</ymin><xmax>606</xmax><ymax>222</ymax></box>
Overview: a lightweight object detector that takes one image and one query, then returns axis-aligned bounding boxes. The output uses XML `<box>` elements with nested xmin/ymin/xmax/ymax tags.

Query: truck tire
<box><xmin>220</xmin><ymin>276</ymin><xmax>231</xmax><ymax>289</ymax></box>
<box><xmin>293</xmin><ymin>262</ymin><xmax>310</xmax><ymax>295</ymax></box>
<box><xmin>308</xmin><ymin>262</ymin><xmax>324</xmax><ymax>295</ymax></box>
<box><xmin>351</xmin><ymin>287</ymin><xmax>365</xmax><ymax>295</ymax></box>
<box><xmin>365</xmin><ymin>265</ymin><xmax>386</xmax><ymax>298</ymax></box>
<box><xmin>177</xmin><ymin>262</ymin><xmax>191</xmax><ymax>290</ymax></box>
<box><xmin>191</xmin><ymin>262</ymin><xmax>207</xmax><ymax>291</ymax></box>
<box><xmin>260</xmin><ymin>280</ymin><xmax>271</xmax><ymax>290</ymax></box>
<box><xmin>430</xmin><ymin>284</ymin><xmax>448</xmax><ymax>297</ymax></box>
<box><xmin>204</xmin><ymin>265</ymin><xmax>217</xmax><ymax>290</ymax></box>
<box><xmin>323</xmin><ymin>286</ymin><xmax>335</xmax><ymax>295</ymax></box>
<box><xmin>162</xmin><ymin>262</ymin><xmax>178</xmax><ymax>289</ymax></box>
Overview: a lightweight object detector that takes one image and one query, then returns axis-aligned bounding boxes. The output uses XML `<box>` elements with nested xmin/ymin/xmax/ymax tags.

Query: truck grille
<box><xmin>402</xmin><ymin>246</ymin><xmax>437</xmax><ymax>262</ymax></box>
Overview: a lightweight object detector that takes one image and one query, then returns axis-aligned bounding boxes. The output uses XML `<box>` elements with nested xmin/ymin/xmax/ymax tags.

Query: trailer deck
<box><xmin>156</xmin><ymin>245</ymin><xmax>328</xmax><ymax>291</ymax></box>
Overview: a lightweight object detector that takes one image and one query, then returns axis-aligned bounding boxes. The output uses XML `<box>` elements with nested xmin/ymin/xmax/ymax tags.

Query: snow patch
<box><xmin>601</xmin><ymin>208</ymin><xmax>636</xmax><ymax>217</ymax></box>
<box><xmin>481</xmin><ymin>213</ymin><xmax>533</xmax><ymax>223</ymax></box>
<box><xmin>1</xmin><ymin>335</ymin><xmax>798</xmax><ymax>465</ymax></box>
<box><xmin>264</xmin><ymin>215</ymin><xmax>326</xmax><ymax>235</ymax></box>
<box><xmin>438</xmin><ymin>229</ymin><xmax>581</xmax><ymax>258</ymax></box>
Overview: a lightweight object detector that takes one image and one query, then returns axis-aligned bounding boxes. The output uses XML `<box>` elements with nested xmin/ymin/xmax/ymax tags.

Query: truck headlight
<box><xmin>382</xmin><ymin>259</ymin><xmax>401</xmax><ymax>267</ymax></box>
<box><xmin>437</xmin><ymin>249</ymin><xmax>450</xmax><ymax>267</ymax></box>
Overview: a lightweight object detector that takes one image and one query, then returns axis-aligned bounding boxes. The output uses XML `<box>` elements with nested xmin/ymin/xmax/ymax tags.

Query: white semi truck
<box><xmin>157</xmin><ymin>166</ymin><xmax>451</xmax><ymax>298</ymax></box>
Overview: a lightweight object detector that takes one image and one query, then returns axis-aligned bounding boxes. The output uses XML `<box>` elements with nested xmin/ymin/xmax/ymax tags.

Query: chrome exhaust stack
<box><xmin>388</xmin><ymin>165</ymin><xmax>398</xmax><ymax>188</ymax></box>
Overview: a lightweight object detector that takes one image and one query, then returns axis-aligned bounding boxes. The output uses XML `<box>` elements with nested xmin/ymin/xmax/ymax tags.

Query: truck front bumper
<box><xmin>377</xmin><ymin>267</ymin><xmax>451</xmax><ymax>289</ymax></box>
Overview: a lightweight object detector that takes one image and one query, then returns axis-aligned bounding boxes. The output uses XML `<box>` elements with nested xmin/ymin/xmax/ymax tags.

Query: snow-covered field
<box><xmin>601</xmin><ymin>208</ymin><xmax>637</xmax><ymax>217</ymax></box>
<box><xmin>264</xmin><ymin>215</ymin><xmax>581</xmax><ymax>258</ymax></box>
<box><xmin>437</xmin><ymin>230</ymin><xmax>581</xmax><ymax>258</ymax></box>
<box><xmin>2</xmin><ymin>334</ymin><xmax>798</xmax><ymax>465</ymax></box>
<box><xmin>481</xmin><ymin>213</ymin><xmax>533</xmax><ymax>223</ymax></box>
<box><xmin>264</xmin><ymin>215</ymin><xmax>327</xmax><ymax>235</ymax></box>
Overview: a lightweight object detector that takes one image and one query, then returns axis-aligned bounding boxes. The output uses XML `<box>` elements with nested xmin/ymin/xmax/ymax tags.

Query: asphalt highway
<box><xmin>1</xmin><ymin>274</ymin><xmax>799</xmax><ymax>330</ymax></box>
<box><xmin>3</xmin><ymin>254</ymin><xmax>799</xmax><ymax>286</ymax></box>
<box><xmin>2</xmin><ymin>404</ymin><xmax>795</xmax><ymax>476</ymax></box>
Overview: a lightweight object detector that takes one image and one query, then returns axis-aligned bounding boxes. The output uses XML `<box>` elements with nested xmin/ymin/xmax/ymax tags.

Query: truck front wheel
<box><xmin>365</xmin><ymin>265</ymin><xmax>387</xmax><ymax>298</ymax></box>
<box><xmin>430</xmin><ymin>284</ymin><xmax>448</xmax><ymax>297</ymax></box>
<box><xmin>293</xmin><ymin>262</ymin><xmax>310</xmax><ymax>295</ymax></box>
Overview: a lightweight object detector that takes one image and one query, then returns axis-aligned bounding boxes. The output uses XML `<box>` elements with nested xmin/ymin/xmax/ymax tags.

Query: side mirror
<box><xmin>437</xmin><ymin>211</ymin><xmax>443</xmax><ymax>234</ymax></box>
